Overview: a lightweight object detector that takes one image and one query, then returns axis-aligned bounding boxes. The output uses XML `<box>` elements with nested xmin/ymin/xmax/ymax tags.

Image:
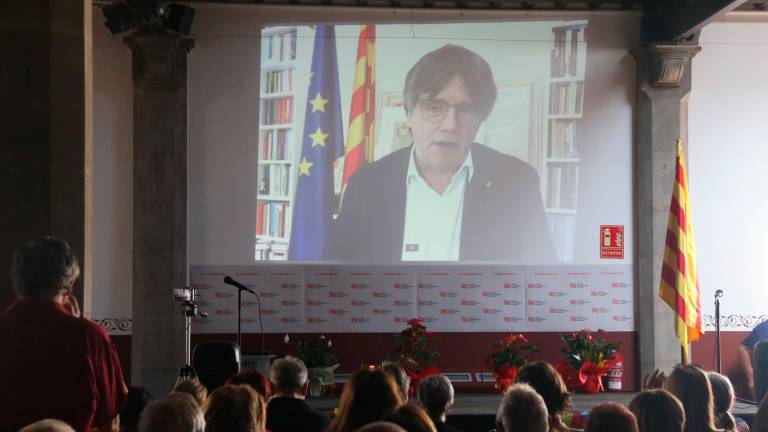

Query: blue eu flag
<box><xmin>288</xmin><ymin>26</ymin><xmax>344</xmax><ymax>260</ymax></box>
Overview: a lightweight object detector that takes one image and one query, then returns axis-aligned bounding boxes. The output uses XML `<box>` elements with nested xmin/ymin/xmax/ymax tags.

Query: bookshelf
<box><xmin>544</xmin><ymin>22</ymin><xmax>587</xmax><ymax>261</ymax></box>
<box><xmin>257</xmin><ymin>26</ymin><xmax>298</xmax><ymax>261</ymax></box>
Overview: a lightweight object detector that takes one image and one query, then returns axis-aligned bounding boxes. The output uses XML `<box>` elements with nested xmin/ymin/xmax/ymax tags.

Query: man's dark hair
<box><xmin>10</xmin><ymin>237</ymin><xmax>80</xmax><ymax>299</ymax></box>
<box><xmin>403</xmin><ymin>44</ymin><xmax>497</xmax><ymax>120</ymax></box>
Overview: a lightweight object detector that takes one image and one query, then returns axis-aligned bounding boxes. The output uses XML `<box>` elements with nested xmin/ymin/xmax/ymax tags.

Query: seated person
<box><xmin>382</xmin><ymin>361</ymin><xmax>411</xmax><ymax>402</ymax></box>
<box><xmin>204</xmin><ymin>384</ymin><xmax>266</xmax><ymax>432</ymax></box>
<box><xmin>738</xmin><ymin>319</ymin><xmax>768</xmax><ymax>400</ymax></box>
<box><xmin>383</xmin><ymin>405</ymin><xmax>437</xmax><ymax>432</ymax></box>
<box><xmin>139</xmin><ymin>393</ymin><xmax>205</xmax><ymax>432</ymax></box>
<box><xmin>0</xmin><ymin>237</ymin><xmax>127</xmax><ymax>432</ymax></box>
<box><xmin>228</xmin><ymin>369</ymin><xmax>272</xmax><ymax>399</ymax></box>
<box><xmin>119</xmin><ymin>386</ymin><xmax>153</xmax><ymax>432</ymax></box>
<box><xmin>628</xmin><ymin>389</ymin><xmax>684</xmax><ymax>432</ymax></box>
<box><xmin>19</xmin><ymin>420</ymin><xmax>76</xmax><ymax>432</ymax></box>
<box><xmin>173</xmin><ymin>379</ymin><xmax>208</xmax><ymax>407</ymax></box>
<box><xmin>514</xmin><ymin>361</ymin><xmax>579</xmax><ymax>432</ymax></box>
<box><xmin>495</xmin><ymin>383</ymin><xmax>548</xmax><ymax>432</ymax></box>
<box><xmin>584</xmin><ymin>403</ymin><xmax>638</xmax><ymax>432</ymax></box>
<box><xmin>267</xmin><ymin>356</ymin><xmax>330</xmax><ymax>432</ymax></box>
<box><xmin>417</xmin><ymin>375</ymin><xmax>462</xmax><ymax>432</ymax></box>
<box><xmin>327</xmin><ymin>369</ymin><xmax>404</xmax><ymax>432</ymax></box>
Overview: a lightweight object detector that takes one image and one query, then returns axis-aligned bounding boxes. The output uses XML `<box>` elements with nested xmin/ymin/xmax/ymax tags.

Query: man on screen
<box><xmin>327</xmin><ymin>44</ymin><xmax>555</xmax><ymax>263</ymax></box>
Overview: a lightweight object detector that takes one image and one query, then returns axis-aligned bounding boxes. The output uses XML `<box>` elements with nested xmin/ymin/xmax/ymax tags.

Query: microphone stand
<box><xmin>225</xmin><ymin>276</ymin><xmax>266</xmax><ymax>355</ymax></box>
<box><xmin>715</xmin><ymin>289</ymin><xmax>723</xmax><ymax>373</ymax></box>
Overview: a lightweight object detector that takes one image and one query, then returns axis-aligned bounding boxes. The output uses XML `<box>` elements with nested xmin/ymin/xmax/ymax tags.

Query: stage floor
<box><xmin>307</xmin><ymin>392</ymin><xmax>758</xmax><ymax>432</ymax></box>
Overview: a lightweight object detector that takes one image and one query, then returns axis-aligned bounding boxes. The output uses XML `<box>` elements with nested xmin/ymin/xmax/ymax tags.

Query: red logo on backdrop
<box><xmin>600</xmin><ymin>225</ymin><xmax>624</xmax><ymax>259</ymax></box>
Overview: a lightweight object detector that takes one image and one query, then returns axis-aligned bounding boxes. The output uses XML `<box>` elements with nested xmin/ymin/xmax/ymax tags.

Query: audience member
<box><xmin>120</xmin><ymin>387</ymin><xmax>153</xmax><ymax>432</ymax></box>
<box><xmin>355</xmin><ymin>422</ymin><xmax>408</xmax><ymax>432</ymax></box>
<box><xmin>382</xmin><ymin>361</ymin><xmax>412</xmax><ymax>402</ymax></box>
<box><xmin>754</xmin><ymin>392</ymin><xmax>768</xmax><ymax>432</ymax></box>
<box><xmin>665</xmin><ymin>364</ymin><xmax>723</xmax><ymax>432</ymax></box>
<box><xmin>584</xmin><ymin>402</ymin><xmax>638</xmax><ymax>432</ymax></box>
<box><xmin>708</xmin><ymin>372</ymin><xmax>740</xmax><ymax>432</ymax></box>
<box><xmin>0</xmin><ymin>237</ymin><xmax>127</xmax><ymax>432</ymax></box>
<box><xmin>173</xmin><ymin>379</ymin><xmax>209</xmax><ymax>407</ymax></box>
<box><xmin>327</xmin><ymin>368</ymin><xmax>404</xmax><ymax>432</ymax></box>
<box><xmin>19</xmin><ymin>419</ymin><xmax>76</xmax><ymax>432</ymax></box>
<box><xmin>266</xmin><ymin>356</ymin><xmax>329</xmax><ymax>432</ymax></box>
<box><xmin>383</xmin><ymin>405</ymin><xmax>437</xmax><ymax>432</ymax></box>
<box><xmin>228</xmin><ymin>369</ymin><xmax>272</xmax><ymax>399</ymax></box>
<box><xmin>628</xmin><ymin>389</ymin><xmax>685</xmax><ymax>432</ymax></box>
<box><xmin>495</xmin><ymin>383</ymin><xmax>548</xmax><ymax>432</ymax></box>
<box><xmin>418</xmin><ymin>375</ymin><xmax>462</xmax><ymax>432</ymax></box>
<box><xmin>515</xmin><ymin>361</ymin><xmax>577</xmax><ymax>432</ymax></box>
<box><xmin>203</xmin><ymin>384</ymin><xmax>266</xmax><ymax>432</ymax></box>
<box><xmin>139</xmin><ymin>393</ymin><xmax>205</xmax><ymax>432</ymax></box>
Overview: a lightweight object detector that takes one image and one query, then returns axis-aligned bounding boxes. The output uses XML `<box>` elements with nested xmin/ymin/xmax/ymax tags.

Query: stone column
<box><xmin>633</xmin><ymin>42</ymin><xmax>701</xmax><ymax>378</ymax></box>
<box><xmin>126</xmin><ymin>31</ymin><xmax>193</xmax><ymax>396</ymax></box>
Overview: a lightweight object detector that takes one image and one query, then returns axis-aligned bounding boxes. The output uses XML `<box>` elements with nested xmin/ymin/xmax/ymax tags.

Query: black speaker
<box><xmin>754</xmin><ymin>340</ymin><xmax>768</xmax><ymax>402</ymax></box>
<box><xmin>163</xmin><ymin>3</ymin><xmax>195</xmax><ymax>35</ymax></box>
<box><xmin>192</xmin><ymin>341</ymin><xmax>241</xmax><ymax>393</ymax></box>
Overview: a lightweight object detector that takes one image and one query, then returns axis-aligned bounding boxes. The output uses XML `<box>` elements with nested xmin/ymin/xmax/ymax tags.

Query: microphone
<box><xmin>224</xmin><ymin>275</ymin><xmax>256</xmax><ymax>295</ymax></box>
<box><xmin>715</xmin><ymin>289</ymin><xmax>723</xmax><ymax>299</ymax></box>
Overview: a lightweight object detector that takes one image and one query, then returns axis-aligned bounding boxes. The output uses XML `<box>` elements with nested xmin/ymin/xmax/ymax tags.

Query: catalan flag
<box><xmin>341</xmin><ymin>25</ymin><xmax>376</xmax><ymax>192</ymax></box>
<box><xmin>288</xmin><ymin>26</ymin><xmax>344</xmax><ymax>260</ymax></box>
<box><xmin>659</xmin><ymin>140</ymin><xmax>703</xmax><ymax>362</ymax></box>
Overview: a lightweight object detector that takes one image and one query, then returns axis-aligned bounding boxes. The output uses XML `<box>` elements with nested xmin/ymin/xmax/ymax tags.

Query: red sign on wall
<box><xmin>600</xmin><ymin>225</ymin><xmax>624</xmax><ymax>259</ymax></box>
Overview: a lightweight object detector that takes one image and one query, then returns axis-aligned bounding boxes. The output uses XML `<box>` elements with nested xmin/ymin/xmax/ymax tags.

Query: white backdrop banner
<box><xmin>189</xmin><ymin>264</ymin><xmax>633</xmax><ymax>333</ymax></box>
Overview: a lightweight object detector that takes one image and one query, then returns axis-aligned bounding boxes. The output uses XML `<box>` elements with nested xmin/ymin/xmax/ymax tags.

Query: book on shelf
<box><xmin>260</xmin><ymin>129</ymin><xmax>292</xmax><ymax>161</ymax></box>
<box><xmin>548</xmin><ymin>121</ymin><xmax>578</xmax><ymax>158</ymax></box>
<box><xmin>257</xmin><ymin>164</ymin><xmax>291</xmax><ymax>196</ymax></box>
<box><xmin>265</xmin><ymin>69</ymin><xmax>294</xmax><ymax>94</ymax></box>
<box><xmin>255</xmin><ymin>240</ymin><xmax>289</xmax><ymax>260</ymax></box>
<box><xmin>262</xmin><ymin>29</ymin><xmax>297</xmax><ymax>64</ymax></box>
<box><xmin>256</xmin><ymin>201</ymin><xmax>290</xmax><ymax>238</ymax></box>
<box><xmin>551</xmin><ymin>26</ymin><xmax>583</xmax><ymax>78</ymax></box>
<box><xmin>549</xmin><ymin>82</ymin><xmax>584</xmax><ymax>115</ymax></box>
<box><xmin>261</xmin><ymin>96</ymin><xmax>293</xmax><ymax>125</ymax></box>
<box><xmin>546</xmin><ymin>164</ymin><xmax>578</xmax><ymax>210</ymax></box>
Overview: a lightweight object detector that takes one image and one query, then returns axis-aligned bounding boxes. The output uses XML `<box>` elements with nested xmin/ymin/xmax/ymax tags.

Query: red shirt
<box><xmin>0</xmin><ymin>300</ymin><xmax>127</xmax><ymax>432</ymax></box>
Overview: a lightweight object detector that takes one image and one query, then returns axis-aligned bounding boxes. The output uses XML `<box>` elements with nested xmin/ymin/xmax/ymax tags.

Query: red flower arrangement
<box><xmin>556</xmin><ymin>329</ymin><xmax>622</xmax><ymax>393</ymax></box>
<box><xmin>390</xmin><ymin>318</ymin><xmax>440</xmax><ymax>395</ymax></box>
<box><xmin>484</xmin><ymin>334</ymin><xmax>539</xmax><ymax>393</ymax></box>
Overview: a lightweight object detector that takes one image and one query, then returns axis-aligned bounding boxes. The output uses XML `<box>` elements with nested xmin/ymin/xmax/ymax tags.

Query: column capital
<box><xmin>632</xmin><ymin>42</ymin><xmax>701</xmax><ymax>88</ymax></box>
<box><xmin>125</xmin><ymin>31</ymin><xmax>194</xmax><ymax>92</ymax></box>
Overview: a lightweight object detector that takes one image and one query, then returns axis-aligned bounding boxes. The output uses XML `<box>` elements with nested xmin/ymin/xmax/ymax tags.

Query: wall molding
<box><xmin>703</xmin><ymin>314</ymin><xmax>768</xmax><ymax>329</ymax></box>
<box><xmin>94</xmin><ymin>317</ymin><xmax>133</xmax><ymax>333</ymax></box>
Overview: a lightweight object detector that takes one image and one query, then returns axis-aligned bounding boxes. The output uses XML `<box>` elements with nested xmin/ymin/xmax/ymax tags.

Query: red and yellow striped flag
<box><xmin>659</xmin><ymin>140</ymin><xmax>703</xmax><ymax>363</ymax></box>
<box><xmin>342</xmin><ymin>24</ymin><xmax>375</xmax><ymax>190</ymax></box>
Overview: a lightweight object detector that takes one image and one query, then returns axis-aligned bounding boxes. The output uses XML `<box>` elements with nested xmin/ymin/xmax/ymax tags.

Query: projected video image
<box><xmin>257</xmin><ymin>22</ymin><xmax>588</xmax><ymax>263</ymax></box>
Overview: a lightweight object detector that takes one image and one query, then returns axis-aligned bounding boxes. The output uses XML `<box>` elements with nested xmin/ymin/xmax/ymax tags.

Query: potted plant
<box><xmin>285</xmin><ymin>334</ymin><xmax>339</xmax><ymax>396</ymax></box>
<box><xmin>390</xmin><ymin>318</ymin><xmax>440</xmax><ymax>396</ymax></box>
<box><xmin>484</xmin><ymin>334</ymin><xmax>539</xmax><ymax>393</ymax></box>
<box><xmin>556</xmin><ymin>329</ymin><xmax>622</xmax><ymax>393</ymax></box>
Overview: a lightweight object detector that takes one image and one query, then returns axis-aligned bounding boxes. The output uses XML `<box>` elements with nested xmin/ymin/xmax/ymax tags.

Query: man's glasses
<box><xmin>418</xmin><ymin>98</ymin><xmax>482</xmax><ymax>124</ymax></box>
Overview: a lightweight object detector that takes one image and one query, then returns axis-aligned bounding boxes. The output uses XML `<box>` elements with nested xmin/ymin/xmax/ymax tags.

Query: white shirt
<box><xmin>401</xmin><ymin>148</ymin><xmax>474</xmax><ymax>261</ymax></box>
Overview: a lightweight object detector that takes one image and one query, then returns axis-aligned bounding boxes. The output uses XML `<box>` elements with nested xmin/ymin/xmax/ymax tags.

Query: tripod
<box><xmin>178</xmin><ymin>287</ymin><xmax>208</xmax><ymax>379</ymax></box>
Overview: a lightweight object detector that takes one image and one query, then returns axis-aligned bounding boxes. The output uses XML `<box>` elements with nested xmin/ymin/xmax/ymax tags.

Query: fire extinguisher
<box><xmin>605</xmin><ymin>360</ymin><xmax>623</xmax><ymax>391</ymax></box>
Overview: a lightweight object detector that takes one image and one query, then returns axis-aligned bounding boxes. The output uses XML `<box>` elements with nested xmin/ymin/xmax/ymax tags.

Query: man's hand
<box><xmin>643</xmin><ymin>369</ymin><xmax>667</xmax><ymax>389</ymax></box>
<box><xmin>63</xmin><ymin>292</ymin><xmax>81</xmax><ymax>318</ymax></box>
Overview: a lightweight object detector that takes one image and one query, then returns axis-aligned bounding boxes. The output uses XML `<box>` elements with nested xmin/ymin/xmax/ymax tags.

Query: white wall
<box><xmin>690</xmin><ymin>15</ymin><xmax>768</xmax><ymax>330</ymax></box>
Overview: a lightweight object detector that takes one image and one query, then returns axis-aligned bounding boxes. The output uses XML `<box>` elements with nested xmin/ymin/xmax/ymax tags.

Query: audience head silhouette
<box><xmin>665</xmin><ymin>364</ymin><xmax>721</xmax><ymax>432</ymax></box>
<box><xmin>269</xmin><ymin>356</ymin><xmax>308</xmax><ymax>396</ymax></box>
<box><xmin>327</xmin><ymin>368</ymin><xmax>404</xmax><ymax>432</ymax></box>
<box><xmin>138</xmin><ymin>393</ymin><xmax>205</xmax><ymax>432</ymax></box>
<box><xmin>10</xmin><ymin>237</ymin><xmax>80</xmax><ymax>299</ymax></box>
<box><xmin>496</xmin><ymin>383</ymin><xmax>548</xmax><ymax>432</ymax></box>
<box><xmin>383</xmin><ymin>405</ymin><xmax>437</xmax><ymax>432</ymax></box>
<box><xmin>203</xmin><ymin>384</ymin><xmax>266</xmax><ymax>432</ymax></box>
<box><xmin>417</xmin><ymin>374</ymin><xmax>454</xmax><ymax>423</ymax></box>
<box><xmin>629</xmin><ymin>389</ymin><xmax>685</xmax><ymax>432</ymax></box>
<box><xmin>585</xmin><ymin>402</ymin><xmax>638</xmax><ymax>432</ymax></box>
